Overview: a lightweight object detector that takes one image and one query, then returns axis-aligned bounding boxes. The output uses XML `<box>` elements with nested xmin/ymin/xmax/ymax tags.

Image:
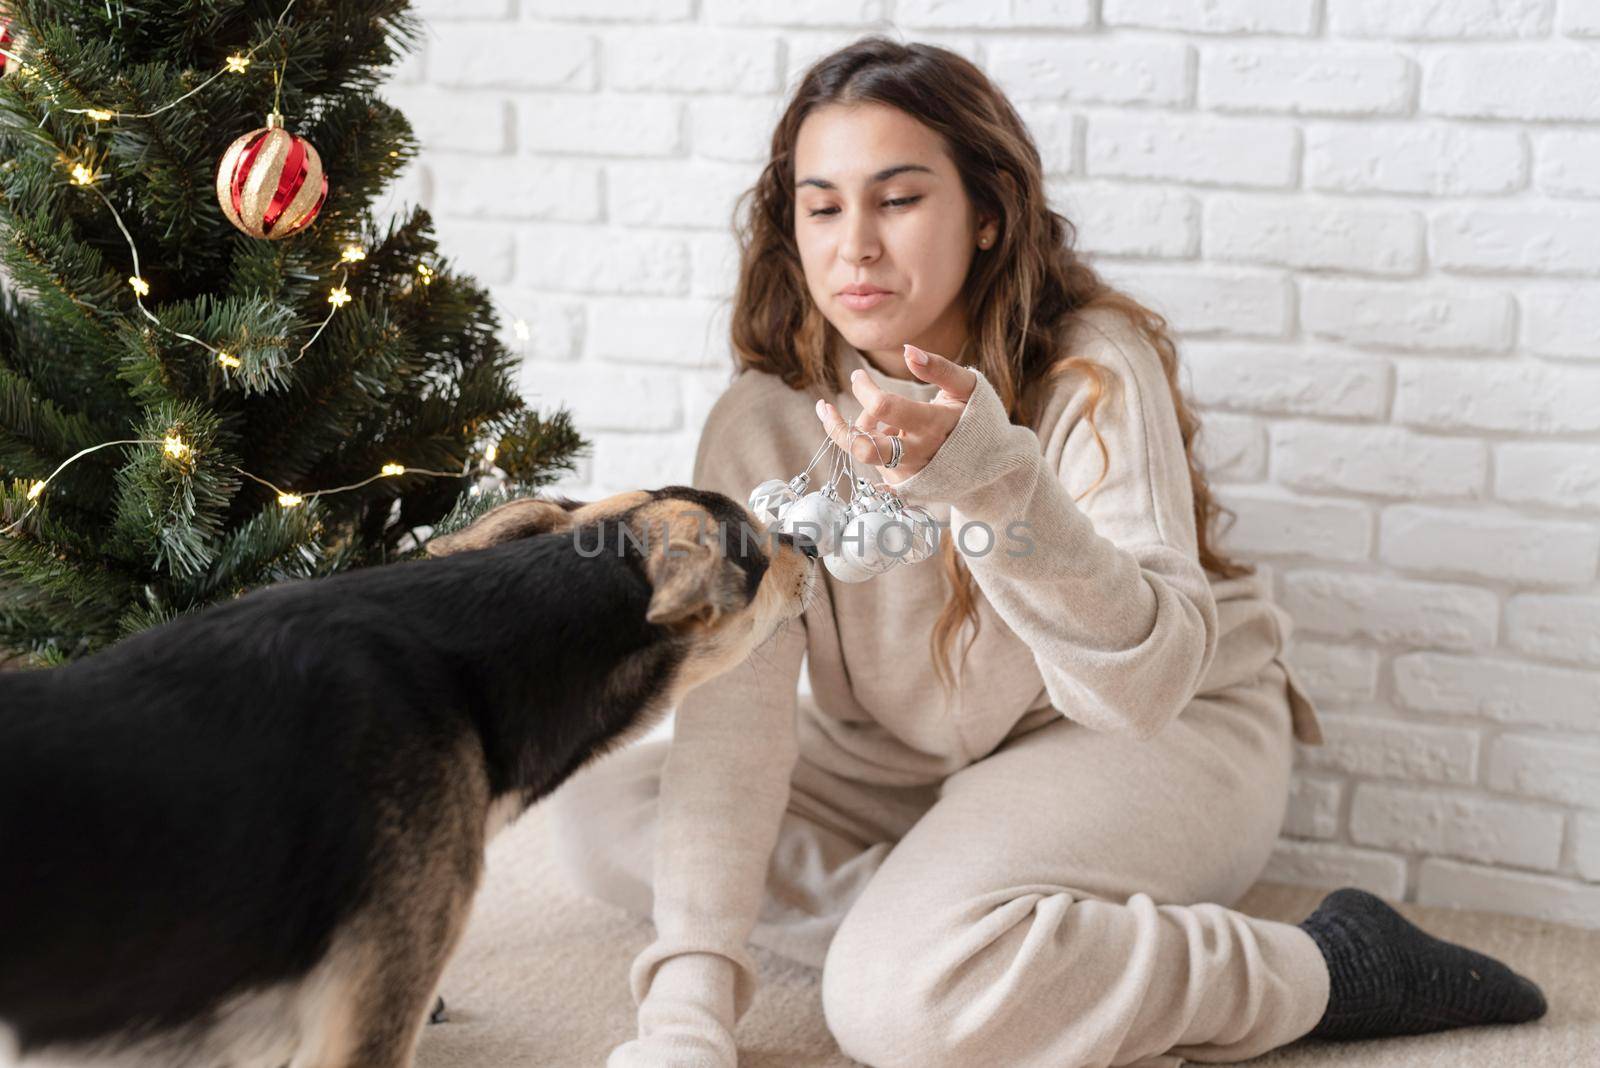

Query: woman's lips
<box><xmin>839</xmin><ymin>291</ymin><xmax>894</xmax><ymax>311</ymax></box>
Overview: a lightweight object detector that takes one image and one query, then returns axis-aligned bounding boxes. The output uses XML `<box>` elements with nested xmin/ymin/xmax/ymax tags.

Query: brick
<box><xmin>593</xmin><ymin>430</ymin><xmax>700</xmax><ymax>487</ymax></box>
<box><xmin>688</xmin><ymin>233</ymin><xmax>741</xmax><ymax>299</ymax></box>
<box><xmin>1283</xmin><ymin>776</ymin><xmax>1342</xmax><ymax>839</ymax></box>
<box><xmin>1535</xmin><ymin>131</ymin><xmax>1600</xmax><ymax>197</ymax></box>
<box><xmin>1271</xmin><ymin>423</ymin><xmax>1486</xmax><ymax>499</ymax></box>
<box><xmin>499</xmin><ymin>295</ymin><xmax>584</xmax><ymax>361</ymax></box>
<box><xmin>988</xmin><ymin>40</ymin><xmax>1191</xmax><ymax>105</ymax></box>
<box><xmin>1263</xmin><ymin>840</ymin><xmax>1408</xmax><ymax>899</ymax></box>
<box><xmin>1561</xmin><ymin>0</ymin><xmax>1600</xmax><ymax>35</ymax></box>
<box><xmin>1307</xmin><ymin>123</ymin><xmax>1526</xmax><ymax>196</ymax></box>
<box><xmin>1418</xmin><ymin>858</ymin><xmax>1600</xmax><ymax>928</ymax></box>
<box><xmin>1395</xmin><ymin>654</ymin><xmax>1600</xmax><ymax>732</ymax></box>
<box><xmin>1506</xmin><ymin>593</ymin><xmax>1600</xmax><ymax>667</ymax></box>
<box><xmin>1190</xmin><ymin>346</ymin><xmax>1388</xmax><ymax>422</ymax></box>
<box><xmin>1211</xmin><ymin>487</ymin><xmax>1371</xmax><ymax>561</ymax></box>
<box><xmin>1191</xmin><ymin>412</ymin><xmax>1265</xmax><ymax>480</ymax></box>
<box><xmin>1523</xmin><ymin>284</ymin><xmax>1600</xmax><ymax>359</ymax></box>
<box><xmin>1351</xmin><ymin>783</ymin><xmax>1563</xmax><ymax>870</ymax></box>
<box><xmin>1185</xmin><ymin>342</ymin><xmax>1387</xmax><ymax>418</ymax></box>
<box><xmin>517</xmin><ymin>363</ymin><xmax>683</xmax><ymax>432</ymax></box>
<box><xmin>608</xmin><ymin>161</ymin><xmax>758</xmax><ymax>230</ymax></box>
<box><xmin>384</xmin><ymin>88</ymin><xmax>511</xmax><ymax>154</ymax></box>
<box><xmin>1049</xmin><ymin>181</ymin><xmax>1197</xmax><ymax>257</ymax></box>
<box><xmin>414</xmin><ymin>0</ymin><xmax>513</xmax><ymax>17</ymax></box>
<box><xmin>1496</xmin><ymin>443</ymin><xmax>1600</xmax><ymax>513</ymax></box>
<box><xmin>430</xmin><ymin>25</ymin><xmax>596</xmax><ymax>90</ymax></box>
<box><xmin>1423</xmin><ymin>48</ymin><xmax>1600</xmax><ymax>121</ymax></box>
<box><xmin>1576</xmin><ymin>815</ymin><xmax>1600</xmax><ymax>882</ymax></box>
<box><xmin>1329</xmin><ymin>0</ymin><xmax>1554</xmax><ymax>39</ymax></box>
<box><xmin>432</xmin><ymin>221</ymin><xmax>515</xmax><ymax>284</ymax></box>
<box><xmin>1086</xmin><ymin>114</ymin><xmax>1298</xmax><ymax>189</ymax></box>
<box><xmin>1204</xmin><ymin>196</ymin><xmax>1422</xmax><ymax>275</ymax></box>
<box><xmin>1199</xmin><ymin>45</ymin><xmax>1413</xmax><ymax>116</ymax></box>
<box><xmin>1286</xmin><ymin>641</ymin><xmax>1381</xmax><ymax>704</ymax></box>
<box><xmin>703</xmin><ymin>0</ymin><xmax>888</xmax><ymax>26</ymax></box>
<box><xmin>1103</xmin><ymin>0</ymin><xmax>1317</xmax><ymax>35</ymax></box>
<box><xmin>689</xmin><ymin>97</ymin><xmax>785</xmax><ymax>163</ymax></box>
<box><xmin>517</xmin><ymin>227</ymin><xmax>690</xmax><ymax>296</ymax></box>
<box><xmin>586</xmin><ymin>298</ymin><xmax>729</xmax><ymax>369</ymax></box>
<box><xmin>1488</xmin><ymin>734</ymin><xmax>1600</xmax><ymax>808</ymax></box>
<box><xmin>521</xmin><ymin>95</ymin><xmax>682</xmax><ymax>156</ymax></box>
<box><xmin>1301</xmin><ymin>279</ymin><xmax>1513</xmax><ymax>353</ymax></box>
<box><xmin>604</xmin><ymin>30</ymin><xmax>781</xmax><ymax>93</ymax></box>
<box><xmin>1433</xmin><ymin>205</ymin><xmax>1600</xmax><ymax>276</ymax></box>
<box><xmin>1297</xmin><ymin>713</ymin><xmax>1479</xmax><ymax>784</ymax></box>
<box><xmin>1379</xmin><ymin>505</ymin><xmax>1600</xmax><ymax>584</ymax></box>
<box><xmin>1096</xmin><ymin>265</ymin><xmax>1292</xmax><ymax>337</ymax></box>
<box><xmin>1281</xmin><ymin>571</ymin><xmax>1498</xmax><ymax>650</ymax></box>
<box><xmin>429</xmin><ymin>156</ymin><xmax>601</xmax><ymax>221</ymax></box>
<box><xmin>524</xmin><ymin>0</ymin><xmax>693</xmax><ymax>18</ymax></box>
<box><xmin>899</xmin><ymin>0</ymin><xmax>1093</xmax><ymax>29</ymax></box>
<box><xmin>1017</xmin><ymin>107</ymin><xmax>1079</xmax><ymax>177</ymax></box>
<box><xmin>1394</xmin><ymin>359</ymin><xmax>1600</xmax><ymax>434</ymax></box>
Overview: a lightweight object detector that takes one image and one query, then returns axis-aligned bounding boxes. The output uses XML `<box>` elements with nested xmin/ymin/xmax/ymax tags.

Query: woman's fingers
<box><xmin>847</xmin><ymin>369</ymin><xmax>939</xmax><ymax>435</ymax></box>
<box><xmin>904</xmin><ymin>343</ymin><xmax>979</xmax><ymax>402</ymax></box>
<box><xmin>815</xmin><ymin>398</ymin><xmax>898</xmax><ymax>467</ymax></box>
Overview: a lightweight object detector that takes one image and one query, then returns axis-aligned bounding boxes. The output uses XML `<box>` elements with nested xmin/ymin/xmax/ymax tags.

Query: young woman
<box><xmin>546</xmin><ymin>37</ymin><xmax>1548</xmax><ymax>1068</ymax></box>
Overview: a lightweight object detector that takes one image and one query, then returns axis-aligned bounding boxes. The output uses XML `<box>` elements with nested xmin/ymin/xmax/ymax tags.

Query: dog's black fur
<box><xmin>0</xmin><ymin>485</ymin><xmax>815</xmax><ymax>1065</ymax></box>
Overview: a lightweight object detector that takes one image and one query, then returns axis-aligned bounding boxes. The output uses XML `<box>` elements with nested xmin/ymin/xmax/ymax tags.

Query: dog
<box><xmin>0</xmin><ymin>486</ymin><xmax>818</xmax><ymax>1068</ymax></box>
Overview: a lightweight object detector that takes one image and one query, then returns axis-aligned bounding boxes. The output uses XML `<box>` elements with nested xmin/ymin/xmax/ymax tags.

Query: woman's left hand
<box><xmin>815</xmin><ymin>343</ymin><xmax>978</xmax><ymax>485</ymax></box>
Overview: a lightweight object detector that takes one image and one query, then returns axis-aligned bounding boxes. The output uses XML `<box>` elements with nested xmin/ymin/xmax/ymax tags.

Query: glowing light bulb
<box><xmin>84</xmin><ymin>109</ymin><xmax>114</xmax><ymax>122</ymax></box>
<box><xmin>328</xmin><ymin>286</ymin><xmax>351</xmax><ymax>309</ymax></box>
<box><xmin>128</xmin><ymin>276</ymin><xmax>150</xmax><ymax>297</ymax></box>
<box><xmin>277</xmin><ymin>492</ymin><xmax>304</xmax><ymax>508</ymax></box>
<box><xmin>381</xmin><ymin>463</ymin><xmax>405</xmax><ymax>476</ymax></box>
<box><xmin>225</xmin><ymin>54</ymin><xmax>251</xmax><ymax>74</ymax></box>
<box><xmin>217</xmin><ymin>351</ymin><xmax>241</xmax><ymax>369</ymax></box>
<box><xmin>341</xmin><ymin>245</ymin><xmax>367</xmax><ymax>263</ymax></box>
<box><xmin>416</xmin><ymin>263</ymin><xmax>435</xmax><ymax>286</ymax></box>
<box><xmin>27</xmin><ymin>480</ymin><xmax>45</xmax><ymax>501</ymax></box>
<box><xmin>162</xmin><ymin>434</ymin><xmax>190</xmax><ymax>461</ymax></box>
<box><xmin>485</xmin><ymin>442</ymin><xmax>498</xmax><ymax>464</ymax></box>
<box><xmin>70</xmin><ymin>162</ymin><xmax>97</xmax><ymax>185</ymax></box>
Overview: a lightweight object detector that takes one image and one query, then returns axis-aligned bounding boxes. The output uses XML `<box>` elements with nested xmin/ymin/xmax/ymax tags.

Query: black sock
<box><xmin>1296</xmin><ymin>887</ymin><xmax>1548</xmax><ymax>1040</ymax></box>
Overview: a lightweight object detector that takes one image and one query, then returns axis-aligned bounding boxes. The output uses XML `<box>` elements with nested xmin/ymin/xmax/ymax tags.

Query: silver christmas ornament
<box><xmin>836</xmin><ymin>509</ymin><xmax>901</xmax><ymax>575</ymax></box>
<box><xmin>778</xmin><ymin>484</ymin><xmax>848</xmax><ymax>557</ymax></box>
<box><xmin>823</xmin><ymin>549</ymin><xmax>878</xmax><ymax>583</ymax></box>
<box><xmin>748</xmin><ymin>473</ymin><xmax>808</xmax><ymax>526</ymax></box>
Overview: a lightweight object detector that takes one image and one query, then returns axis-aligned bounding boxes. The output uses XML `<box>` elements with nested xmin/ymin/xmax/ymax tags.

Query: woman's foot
<box><xmin>1297</xmin><ymin>887</ymin><xmax>1547</xmax><ymax>1040</ymax></box>
<box><xmin>428</xmin><ymin>994</ymin><xmax>448</xmax><ymax>1025</ymax></box>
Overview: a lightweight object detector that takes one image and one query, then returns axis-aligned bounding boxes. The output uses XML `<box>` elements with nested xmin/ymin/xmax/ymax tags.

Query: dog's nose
<box><xmin>778</xmin><ymin>531</ymin><xmax>819</xmax><ymax>559</ymax></box>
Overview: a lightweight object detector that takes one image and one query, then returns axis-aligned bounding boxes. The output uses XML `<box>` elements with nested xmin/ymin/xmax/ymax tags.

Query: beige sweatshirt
<box><xmin>621</xmin><ymin>307</ymin><xmax>1326</xmax><ymax>1051</ymax></box>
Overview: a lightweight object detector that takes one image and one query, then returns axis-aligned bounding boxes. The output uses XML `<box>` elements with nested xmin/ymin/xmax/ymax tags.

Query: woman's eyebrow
<box><xmin>796</xmin><ymin>163</ymin><xmax>935</xmax><ymax>190</ymax></box>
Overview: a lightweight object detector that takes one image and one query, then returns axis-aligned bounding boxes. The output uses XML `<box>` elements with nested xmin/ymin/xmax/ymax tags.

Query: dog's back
<box><xmin>0</xmin><ymin>559</ymin><xmax>503</xmax><ymax>1066</ymax></box>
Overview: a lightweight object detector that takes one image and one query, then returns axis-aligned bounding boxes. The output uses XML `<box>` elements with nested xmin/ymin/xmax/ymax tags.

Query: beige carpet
<box><xmin>415</xmin><ymin>803</ymin><xmax>1599</xmax><ymax>1068</ymax></box>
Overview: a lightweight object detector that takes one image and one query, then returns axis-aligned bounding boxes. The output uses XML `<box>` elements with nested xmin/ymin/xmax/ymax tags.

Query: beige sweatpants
<box><xmin>543</xmin><ymin>660</ymin><xmax>1332</xmax><ymax>1068</ymax></box>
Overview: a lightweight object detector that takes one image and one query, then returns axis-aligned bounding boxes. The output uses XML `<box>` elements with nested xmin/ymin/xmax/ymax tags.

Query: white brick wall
<box><xmin>391</xmin><ymin>0</ymin><xmax>1600</xmax><ymax>929</ymax></box>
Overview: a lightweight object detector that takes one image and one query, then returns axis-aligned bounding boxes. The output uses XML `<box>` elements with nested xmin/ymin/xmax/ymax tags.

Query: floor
<box><xmin>415</xmin><ymin>801</ymin><xmax>1600</xmax><ymax>1068</ymax></box>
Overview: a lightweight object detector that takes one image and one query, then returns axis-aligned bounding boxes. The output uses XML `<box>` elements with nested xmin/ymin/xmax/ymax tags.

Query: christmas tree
<box><xmin>0</xmin><ymin>0</ymin><xmax>585</xmax><ymax>667</ymax></box>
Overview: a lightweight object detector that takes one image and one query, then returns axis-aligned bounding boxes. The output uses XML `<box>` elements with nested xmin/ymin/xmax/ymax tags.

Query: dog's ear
<box><xmin>644</xmin><ymin>536</ymin><xmax>746</xmax><ymax>628</ymax></box>
<box><xmin>425</xmin><ymin>497</ymin><xmax>581</xmax><ymax>557</ymax></box>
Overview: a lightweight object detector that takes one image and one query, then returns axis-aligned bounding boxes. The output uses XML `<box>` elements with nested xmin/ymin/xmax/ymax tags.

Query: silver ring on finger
<box><xmin>884</xmin><ymin>433</ymin><xmax>903</xmax><ymax>469</ymax></box>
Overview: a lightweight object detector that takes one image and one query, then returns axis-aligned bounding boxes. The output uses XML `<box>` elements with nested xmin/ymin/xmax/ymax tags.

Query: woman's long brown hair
<box><xmin>726</xmin><ymin>36</ymin><xmax>1255</xmax><ymax>692</ymax></box>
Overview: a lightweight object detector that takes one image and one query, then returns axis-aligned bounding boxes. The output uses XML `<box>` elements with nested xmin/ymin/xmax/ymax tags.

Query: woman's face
<box><xmin>792</xmin><ymin>102</ymin><xmax>995</xmax><ymax>372</ymax></box>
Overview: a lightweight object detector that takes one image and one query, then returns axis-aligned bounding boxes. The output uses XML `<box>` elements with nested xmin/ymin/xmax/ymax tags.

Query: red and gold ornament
<box><xmin>215</xmin><ymin>112</ymin><xmax>327</xmax><ymax>240</ymax></box>
<box><xmin>0</xmin><ymin>17</ymin><xmax>18</xmax><ymax>78</ymax></box>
